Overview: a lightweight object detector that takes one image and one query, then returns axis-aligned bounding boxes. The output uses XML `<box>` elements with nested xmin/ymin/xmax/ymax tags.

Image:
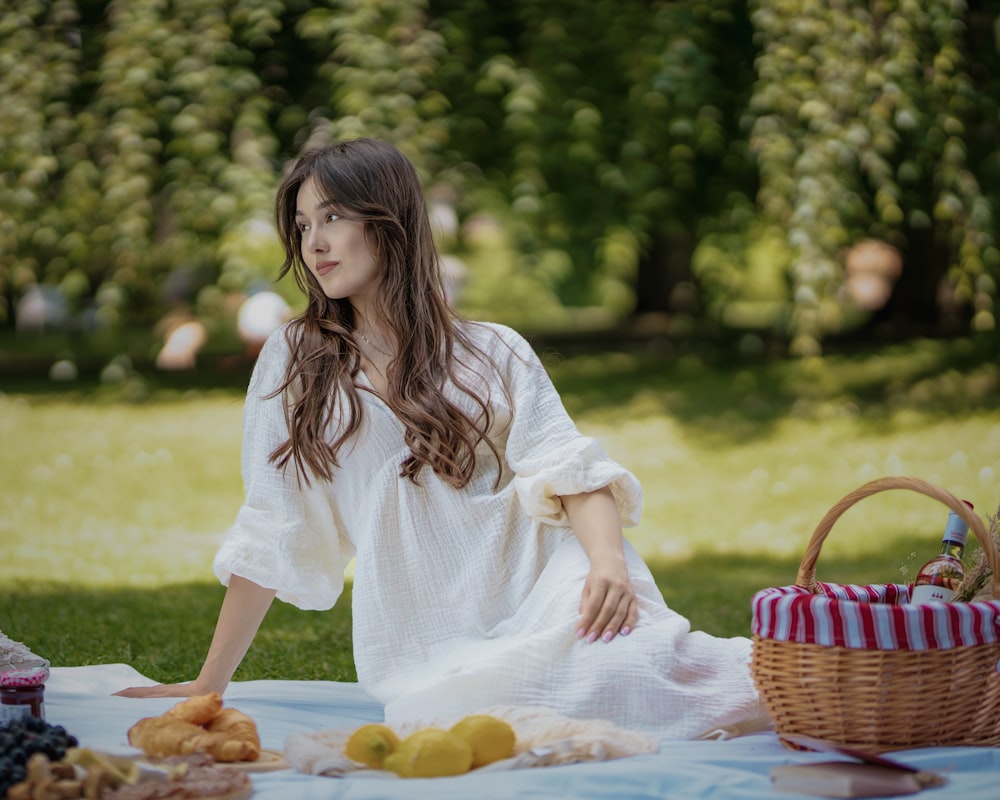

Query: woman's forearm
<box><xmin>195</xmin><ymin>575</ymin><xmax>276</xmax><ymax>693</ymax></box>
<box><xmin>560</xmin><ymin>486</ymin><xmax>627</xmax><ymax>563</ymax></box>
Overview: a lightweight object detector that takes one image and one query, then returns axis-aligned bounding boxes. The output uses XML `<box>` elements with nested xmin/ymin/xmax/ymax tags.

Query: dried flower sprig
<box><xmin>953</xmin><ymin>501</ymin><xmax>1000</xmax><ymax>602</ymax></box>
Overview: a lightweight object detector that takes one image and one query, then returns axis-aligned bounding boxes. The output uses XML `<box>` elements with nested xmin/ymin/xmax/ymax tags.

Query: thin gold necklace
<box><xmin>357</xmin><ymin>329</ymin><xmax>392</xmax><ymax>358</ymax></box>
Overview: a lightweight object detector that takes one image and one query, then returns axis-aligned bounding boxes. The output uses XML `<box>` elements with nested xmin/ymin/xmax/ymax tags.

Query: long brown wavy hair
<box><xmin>270</xmin><ymin>138</ymin><xmax>503</xmax><ymax>488</ymax></box>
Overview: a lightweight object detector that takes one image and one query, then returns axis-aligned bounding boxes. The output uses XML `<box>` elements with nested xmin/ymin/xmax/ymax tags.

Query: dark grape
<box><xmin>0</xmin><ymin>716</ymin><xmax>79</xmax><ymax>795</ymax></box>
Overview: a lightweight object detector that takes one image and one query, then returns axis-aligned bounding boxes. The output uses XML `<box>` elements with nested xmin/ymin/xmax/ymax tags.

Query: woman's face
<box><xmin>296</xmin><ymin>177</ymin><xmax>380</xmax><ymax>311</ymax></box>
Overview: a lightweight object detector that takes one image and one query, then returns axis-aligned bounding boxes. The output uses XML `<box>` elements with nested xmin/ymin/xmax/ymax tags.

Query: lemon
<box><xmin>344</xmin><ymin>723</ymin><xmax>400</xmax><ymax>768</ymax></box>
<box><xmin>449</xmin><ymin>714</ymin><xmax>516</xmax><ymax>767</ymax></box>
<box><xmin>382</xmin><ymin>728</ymin><xmax>473</xmax><ymax>778</ymax></box>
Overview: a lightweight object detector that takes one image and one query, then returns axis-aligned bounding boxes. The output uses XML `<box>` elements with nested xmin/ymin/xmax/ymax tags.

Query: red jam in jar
<box><xmin>0</xmin><ymin>658</ymin><xmax>49</xmax><ymax>723</ymax></box>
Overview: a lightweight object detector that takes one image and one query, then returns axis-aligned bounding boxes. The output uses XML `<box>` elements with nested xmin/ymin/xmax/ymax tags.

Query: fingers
<box><xmin>113</xmin><ymin>683</ymin><xmax>197</xmax><ymax>698</ymax></box>
<box><xmin>576</xmin><ymin>577</ymin><xmax>638</xmax><ymax>643</ymax></box>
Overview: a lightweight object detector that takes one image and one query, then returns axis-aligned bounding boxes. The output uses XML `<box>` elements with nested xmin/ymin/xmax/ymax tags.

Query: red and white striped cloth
<box><xmin>751</xmin><ymin>583</ymin><xmax>1000</xmax><ymax>651</ymax></box>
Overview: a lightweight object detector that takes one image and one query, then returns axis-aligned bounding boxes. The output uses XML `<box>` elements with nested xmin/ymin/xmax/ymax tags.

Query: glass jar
<box><xmin>0</xmin><ymin>658</ymin><xmax>50</xmax><ymax>723</ymax></box>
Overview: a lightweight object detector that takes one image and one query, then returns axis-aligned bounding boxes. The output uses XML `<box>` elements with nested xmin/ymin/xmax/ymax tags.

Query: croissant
<box><xmin>202</xmin><ymin>708</ymin><xmax>261</xmax><ymax>761</ymax></box>
<box><xmin>127</xmin><ymin>715</ymin><xmax>260</xmax><ymax>763</ymax></box>
<box><xmin>162</xmin><ymin>692</ymin><xmax>224</xmax><ymax>726</ymax></box>
<box><xmin>127</xmin><ymin>717</ymin><xmax>205</xmax><ymax>757</ymax></box>
<box><xmin>191</xmin><ymin>729</ymin><xmax>259</xmax><ymax>763</ymax></box>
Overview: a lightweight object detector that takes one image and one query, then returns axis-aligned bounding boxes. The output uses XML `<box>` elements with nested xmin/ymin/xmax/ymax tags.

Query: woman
<box><xmin>118</xmin><ymin>138</ymin><xmax>764</xmax><ymax>738</ymax></box>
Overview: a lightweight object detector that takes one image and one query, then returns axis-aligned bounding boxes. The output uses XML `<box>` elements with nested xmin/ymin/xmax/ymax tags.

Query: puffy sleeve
<box><xmin>490</xmin><ymin>325</ymin><xmax>642</xmax><ymax>528</ymax></box>
<box><xmin>212</xmin><ymin>325</ymin><xmax>354</xmax><ymax>611</ymax></box>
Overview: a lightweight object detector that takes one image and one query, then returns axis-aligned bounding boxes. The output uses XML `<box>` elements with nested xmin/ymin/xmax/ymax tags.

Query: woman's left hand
<box><xmin>577</xmin><ymin>553</ymin><xmax>638</xmax><ymax>643</ymax></box>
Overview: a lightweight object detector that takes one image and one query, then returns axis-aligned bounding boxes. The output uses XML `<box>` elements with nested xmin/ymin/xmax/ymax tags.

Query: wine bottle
<box><xmin>910</xmin><ymin>506</ymin><xmax>971</xmax><ymax>604</ymax></box>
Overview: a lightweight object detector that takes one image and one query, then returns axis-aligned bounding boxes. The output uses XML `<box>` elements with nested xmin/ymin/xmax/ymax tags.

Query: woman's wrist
<box><xmin>193</xmin><ymin>661</ymin><xmax>234</xmax><ymax>695</ymax></box>
<box><xmin>586</xmin><ymin>541</ymin><xmax>627</xmax><ymax>567</ymax></box>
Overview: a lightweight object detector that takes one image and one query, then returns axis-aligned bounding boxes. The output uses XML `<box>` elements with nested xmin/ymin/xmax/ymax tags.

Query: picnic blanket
<box><xmin>43</xmin><ymin>664</ymin><xmax>1000</xmax><ymax>799</ymax></box>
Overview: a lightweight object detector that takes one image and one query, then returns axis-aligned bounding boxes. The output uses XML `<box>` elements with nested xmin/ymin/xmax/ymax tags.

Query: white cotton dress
<box><xmin>213</xmin><ymin>321</ymin><xmax>765</xmax><ymax>739</ymax></box>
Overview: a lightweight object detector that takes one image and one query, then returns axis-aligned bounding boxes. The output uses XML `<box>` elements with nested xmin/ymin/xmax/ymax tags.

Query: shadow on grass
<box><xmin>646</xmin><ymin>548</ymin><xmax>912</xmax><ymax>639</ymax></box>
<box><xmin>4</xmin><ymin>548</ymin><xmax>915</xmax><ymax>684</ymax></box>
<box><xmin>543</xmin><ymin>334</ymin><xmax>1000</xmax><ymax>443</ymax></box>
<box><xmin>5</xmin><ymin>334</ymin><xmax>998</xmax><ymax>440</ymax></box>
<box><xmin>2</xmin><ymin>581</ymin><xmax>356</xmax><ymax>685</ymax></box>
<box><xmin>0</xmin><ymin>355</ymin><xmax>256</xmax><ymax>404</ymax></box>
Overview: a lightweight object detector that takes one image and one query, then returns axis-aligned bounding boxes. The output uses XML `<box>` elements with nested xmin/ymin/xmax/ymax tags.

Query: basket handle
<box><xmin>796</xmin><ymin>476</ymin><xmax>999</xmax><ymax>598</ymax></box>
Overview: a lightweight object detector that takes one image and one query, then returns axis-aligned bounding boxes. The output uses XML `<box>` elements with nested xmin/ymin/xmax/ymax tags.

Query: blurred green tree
<box><xmin>428</xmin><ymin>0</ymin><xmax>758</xmax><ymax>327</ymax></box>
<box><xmin>0</xmin><ymin>0</ymin><xmax>997</xmax><ymax>353</ymax></box>
<box><xmin>747</xmin><ymin>0</ymin><xmax>996</xmax><ymax>354</ymax></box>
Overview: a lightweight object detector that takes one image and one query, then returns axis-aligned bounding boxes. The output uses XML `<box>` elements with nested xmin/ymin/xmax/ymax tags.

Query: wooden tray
<box><xmin>222</xmin><ymin>749</ymin><xmax>288</xmax><ymax>773</ymax></box>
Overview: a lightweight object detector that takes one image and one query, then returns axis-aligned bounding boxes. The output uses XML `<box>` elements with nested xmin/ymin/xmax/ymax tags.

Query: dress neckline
<box><xmin>355</xmin><ymin>369</ymin><xmax>403</xmax><ymax>430</ymax></box>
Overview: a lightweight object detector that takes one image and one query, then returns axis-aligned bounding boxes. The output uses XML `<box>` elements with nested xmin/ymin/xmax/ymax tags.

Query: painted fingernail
<box><xmin>620</xmin><ymin>626</ymin><xmax>632</xmax><ymax>636</ymax></box>
<box><xmin>576</xmin><ymin>628</ymin><xmax>585</xmax><ymax>639</ymax></box>
<box><xmin>602</xmin><ymin>631</ymin><xmax>614</xmax><ymax>643</ymax></box>
<box><xmin>586</xmin><ymin>632</ymin><xmax>598</xmax><ymax>643</ymax></box>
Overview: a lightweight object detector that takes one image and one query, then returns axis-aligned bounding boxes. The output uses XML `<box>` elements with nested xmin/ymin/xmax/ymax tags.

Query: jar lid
<box><xmin>0</xmin><ymin>658</ymin><xmax>50</xmax><ymax>688</ymax></box>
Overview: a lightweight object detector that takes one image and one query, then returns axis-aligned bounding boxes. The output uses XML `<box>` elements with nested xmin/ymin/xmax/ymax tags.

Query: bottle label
<box><xmin>0</xmin><ymin>701</ymin><xmax>40</xmax><ymax>724</ymax></box>
<box><xmin>910</xmin><ymin>584</ymin><xmax>955</xmax><ymax>604</ymax></box>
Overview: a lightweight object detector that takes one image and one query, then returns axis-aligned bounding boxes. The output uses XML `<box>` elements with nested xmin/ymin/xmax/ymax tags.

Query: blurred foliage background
<box><xmin>1</xmin><ymin>0</ymin><xmax>999</xmax><ymax>362</ymax></box>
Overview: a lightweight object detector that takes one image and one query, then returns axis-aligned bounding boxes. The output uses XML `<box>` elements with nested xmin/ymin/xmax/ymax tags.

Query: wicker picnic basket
<box><xmin>750</xmin><ymin>476</ymin><xmax>1000</xmax><ymax>753</ymax></box>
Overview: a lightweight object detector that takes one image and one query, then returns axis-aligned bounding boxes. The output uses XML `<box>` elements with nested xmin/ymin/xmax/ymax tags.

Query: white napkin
<box><xmin>285</xmin><ymin>705</ymin><xmax>660</xmax><ymax>777</ymax></box>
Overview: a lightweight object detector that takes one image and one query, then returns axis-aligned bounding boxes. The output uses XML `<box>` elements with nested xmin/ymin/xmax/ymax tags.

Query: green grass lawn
<box><xmin>2</xmin><ymin>334</ymin><xmax>998</xmax><ymax>685</ymax></box>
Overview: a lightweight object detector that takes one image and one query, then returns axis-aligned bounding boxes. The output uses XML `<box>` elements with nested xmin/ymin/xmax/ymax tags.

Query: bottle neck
<box><xmin>940</xmin><ymin>510</ymin><xmax>969</xmax><ymax>559</ymax></box>
<box><xmin>940</xmin><ymin>538</ymin><xmax>965</xmax><ymax>559</ymax></box>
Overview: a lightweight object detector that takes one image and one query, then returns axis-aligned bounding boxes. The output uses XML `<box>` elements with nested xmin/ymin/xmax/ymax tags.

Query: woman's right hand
<box><xmin>113</xmin><ymin>681</ymin><xmax>213</xmax><ymax>699</ymax></box>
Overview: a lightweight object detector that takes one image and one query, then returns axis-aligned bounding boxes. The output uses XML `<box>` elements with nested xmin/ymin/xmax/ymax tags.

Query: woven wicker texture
<box><xmin>751</xmin><ymin>476</ymin><xmax>1000</xmax><ymax>752</ymax></box>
